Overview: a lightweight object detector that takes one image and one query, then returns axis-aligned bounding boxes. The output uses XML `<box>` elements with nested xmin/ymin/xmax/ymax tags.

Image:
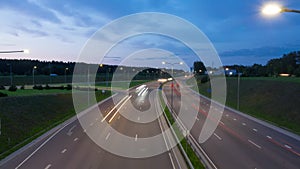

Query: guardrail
<box><xmin>157</xmin><ymin>91</ymin><xmax>194</xmax><ymax>169</ymax></box>
<box><xmin>161</xmin><ymin>91</ymin><xmax>218</xmax><ymax>169</ymax></box>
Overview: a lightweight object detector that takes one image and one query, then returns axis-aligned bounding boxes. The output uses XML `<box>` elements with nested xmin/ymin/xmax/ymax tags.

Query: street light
<box><xmin>162</xmin><ymin>61</ymin><xmax>184</xmax><ymax>110</ymax></box>
<box><xmin>262</xmin><ymin>3</ymin><xmax>300</xmax><ymax>16</ymax></box>
<box><xmin>0</xmin><ymin>49</ymin><xmax>30</xmax><ymax>54</ymax></box>
<box><xmin>65</xmin><ymin>68</ymin><xmax>69</xmax><ymax>83</ymax></box>
<box><xmin>32</xmin><ymin>66</ymin><xmax>37</xmax><ymax>86</ymax></box>
<box><xmin>7</xmin><ymin>64</ymin><xmax>13</xmax><ymax>86</ymax></box>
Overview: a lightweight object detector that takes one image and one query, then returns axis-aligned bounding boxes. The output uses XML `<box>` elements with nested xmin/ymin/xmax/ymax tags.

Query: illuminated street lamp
<box><xmin>65</xmin><ymin>68</ymin><xmax>69</xmax><ymax>83</ymax></box>
<box><xmin>0</xmin><ymin>49</ymin><xmax>29</xmax><ymax>54</ymax></box>
<box><xmin>32</xmin><ymin>66</ymin><xmax>37</xmax><ymax>86</ymax></box>
<box><xmin>262</xmin><ymin>3</ymin><xmax>300</xmax><ymax>16</ymax></box>
<box><xmin>162</xmin><ymin>61</ymin><xmax>184</xmax><ymax>110</ymax></box>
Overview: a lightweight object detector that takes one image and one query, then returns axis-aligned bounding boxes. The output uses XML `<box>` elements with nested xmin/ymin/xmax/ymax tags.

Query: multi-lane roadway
<box><xmin>163</xmin><ymin>78</ymin><xmax>300</xmax><ymax>169</ymax></box>
<box><xmin>0</xmin><ymin>82</ymin><xmax>187</xmax><ymax>169</ymax></box>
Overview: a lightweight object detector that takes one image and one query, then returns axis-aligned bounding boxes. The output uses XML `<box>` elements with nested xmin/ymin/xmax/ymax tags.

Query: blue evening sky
<box><xmin>0</xmin><ymin>0</ymin><xmax>299</xmax><ymax>67</ymax></box>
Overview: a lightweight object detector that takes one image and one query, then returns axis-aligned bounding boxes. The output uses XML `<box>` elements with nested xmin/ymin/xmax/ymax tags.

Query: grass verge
<box><xmin>0</xmin><ymin>90</ymin><xmax>111</xmax><ymax>160</ymax></box>
<box><xmin>187</xmin><ymin>76</ymin><xmax>300</xmax><ymax>135</ymax></box>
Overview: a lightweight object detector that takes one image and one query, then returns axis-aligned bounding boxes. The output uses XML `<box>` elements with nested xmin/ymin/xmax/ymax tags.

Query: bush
<box><xmin>65</xmin><ymin>84</ymin><xmax>72</xmax><ymax>90</ymax></box>
<box><xmin>44</xmin><ymin>84</ymin><xmax>50</xmax><ymax>90</ymax></box>
<box><xmin>33</xmin><ymin>85</ymin><xmax>43</xmax><ymax>90</ymax></box>
<box><xmin>0</xmin><ymin>92</ymin><xmax>8</xmax><ymax>97</ymax></box>
<box><xmin>8</xmin><ymin>85</ymin><xmax>17</xmax><ymax>92</ymax></box>
<box><xmin>0</xmin><ymin>85</ymin><xmax>5</xmax><ymax>90</ymax></box>
<box><xmin>20</xmin><ymin>85</ymin><xmax>25</xmax><ymax>90</ymax></box>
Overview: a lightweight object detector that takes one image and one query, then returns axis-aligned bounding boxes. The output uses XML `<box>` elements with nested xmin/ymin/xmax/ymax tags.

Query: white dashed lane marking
<box><xmin>242</xmin><ymin>123</ymin><xmax>246</xmax><ymax>126</ymax></box>
<box><xmin>105</xmin><ymin>133</ymin><xmax>111</xmax><ymax>140</ymax></box>
<box><xmin>214</xmin><ymin>133</ymin><xmax>222</xmax><ymax>140</ymax></box>
<box><xmin>61</xmin><ymin>149</ymin><xmax>67</xmax><ymax>154</ymax></box>
<box><xmin>45</xmin><ymin>164</ymin><xmax>52</xmax><ymax>169</ymax></box>
<box><xmin>74</xmin><ymin>138</ymin><xmax>78</xmax><ymax>142</ymax></box>
<box><xmin>248</xmin><ymin>139</ymin><xmax>262</xmax><ymax>149</ymax></box>
<box><xmin>266</xmin><ymin>136</ymin><xmax>272</xmax><ymax>139</ymax></box>
<box><xmin>253</xmin><ymin>128</ymin><xmax>258</xmax><ymax>132</ymax></box>
<box><xmin>284</xmin><ymin>145</ymin><xmax>292</xmax><ymax>149</ymax></box>
<box><xmin>219</xmin><ymin>121</ymin><xmax>225</xmax><ymax>125</ymax></box>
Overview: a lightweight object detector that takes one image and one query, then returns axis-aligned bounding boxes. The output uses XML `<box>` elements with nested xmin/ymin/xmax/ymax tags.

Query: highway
<box><xmin>163</xmin><ymin>78</ymin><xmax>300</xmax><ymax>169</ymax></box>
<box><xmin>0</xmin><ymin>82</ymin><xmax>187</xmax><ymax>169</ymax></box>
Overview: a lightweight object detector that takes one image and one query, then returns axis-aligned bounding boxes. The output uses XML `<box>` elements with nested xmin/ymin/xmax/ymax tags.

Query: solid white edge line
<box><xmin>155</xmin><ymin>96</ymin><xmax>169</xmax><ymax>151</ymax></box>
<box><xmin>168</xmin><ymin>153</ymin><xmax>176</xmax><ymax>169</ymax></box>
<box><xmin>15</xmin><ymin>122</ymin><xmax>69</xmax><ymax>169</ymax></box>
<box><xmin>12</xmin><ymin>93</ymin><xmax>119</xmax><ymax>169</ymax></box>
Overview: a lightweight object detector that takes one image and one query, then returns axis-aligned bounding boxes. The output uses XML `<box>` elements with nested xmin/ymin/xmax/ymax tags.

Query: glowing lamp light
<box><xmin>23</xmin><ymin>49</ymin><xmax>30</xmax><ymax>54</ymax></box>
<box><xmin>262</xmin><ymin>3</ymin><xmax>282</xmax><ymax>16</ymax></box>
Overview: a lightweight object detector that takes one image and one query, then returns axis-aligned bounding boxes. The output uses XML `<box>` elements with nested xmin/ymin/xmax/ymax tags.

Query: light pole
<box><xmin>65</xmin><ymin>68</ymin><xmax>69</xmax><ymax>83</ymax></box>
<box><xmin>162</xmin><ymin>61</ymin><xmax>183</xmax><ymax>110</ymax></box>
<box><xmin>120</xmin><ymin>67</ymin><xmax>124</xmax><ymax>81</ymax></box>
<box><xmin>0</xmin><ymin>49</ymin><xmax>29</xmax><ymax>54</ymax></box>
<box><xmin>32</xmin><ymin>66</ymin><xmax>37</xmax><ymax>86</ymax></box>
<box><xmin>7</xmin><ymin>64</ymin><xmax>13</xmax><ymax>86</ymax></box>
<box><xmin>237</xmin><ymin>73</ymin><xmax>242</xmax><ymax>110</ymax></box>
<box><xmin>262</xmin><ymin>3</ymin><xmax>300</xmax><ymax>16</ymax></box>
<box><xmin>49</xmin><ymin>63</ymin><xmax>52</xmax><ymax>84</ymax></box>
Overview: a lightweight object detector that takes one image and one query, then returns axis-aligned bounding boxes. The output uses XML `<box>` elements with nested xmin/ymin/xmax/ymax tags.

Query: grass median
<box><xmin>159</xmin><ymin>91</ymin><xmax>205</xmax><ymax>169</ymax></box>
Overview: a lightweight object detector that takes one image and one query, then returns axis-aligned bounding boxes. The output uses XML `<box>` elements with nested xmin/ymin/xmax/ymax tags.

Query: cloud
<box><xmin>219</xmin><ymin>46</ymin><xmax>297</xmax><ymax>58</ymax></box>
<box><xmin>15</xmin><ymin>26</ymin><xmax>49</xmax><ymax>37</ymax></box>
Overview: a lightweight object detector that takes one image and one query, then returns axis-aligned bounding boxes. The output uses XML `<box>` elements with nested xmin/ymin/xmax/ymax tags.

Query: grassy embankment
<box><xmin>0</xmin><ymin>90</ymin><xmax>111</xmax><ymax>160</ymax></box>
<box><xmin>188</xmin><ymin>76</ymin><xmax>300</xmax><ymax>135</ymax></box>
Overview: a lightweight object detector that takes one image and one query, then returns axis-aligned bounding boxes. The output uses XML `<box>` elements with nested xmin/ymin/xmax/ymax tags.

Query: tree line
<box><xmin>194</xmin><ymin>51</ymin><xmax>300</xmax><ymax>77</ymax></box>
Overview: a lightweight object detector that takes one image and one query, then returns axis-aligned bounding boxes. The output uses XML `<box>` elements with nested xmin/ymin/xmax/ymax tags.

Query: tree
<box><xmin>193</xmin><ymin>61</ymin><xmax>206</xmax><ymax>75</ymax></box>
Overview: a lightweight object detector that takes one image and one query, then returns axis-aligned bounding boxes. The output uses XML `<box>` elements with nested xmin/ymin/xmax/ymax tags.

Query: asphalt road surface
<box><xmin>1</xmin><ymin>82</ymin><xmax>187</xmax><ymax>169</ymax></box>
<box><xmin>163</xmin><ymin>78</ymin><xmax>300</xmax><ymax>169</ymax></box>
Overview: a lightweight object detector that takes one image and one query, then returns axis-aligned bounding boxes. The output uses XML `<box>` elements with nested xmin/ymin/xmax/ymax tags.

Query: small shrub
<box><xmin>8</xmin><ymin>85</ymin><xmax>17</xmax><ymax>92</ymax></box>
<box><xmin>0</xmin><ymin>92</ymin><xmax>8</xmax><ymax>97</ymax></box>
<box><xmin>65</xmin><ymin>84</ymin><xmax>72</xmax><ymax>90</ymax></box>
<box><xmin>44</xmin><ymin>84</ymin><xmax>50</xmax><ymax>90</ymax></box>
<box><xmin>0</xmin><ymin>85</ymin><xmax>5</xmax><ymax>90</ymax></box>
<box><xmin>20</xmin><ymin>85</ymin><xmax>25</xmax><ymax>90</ymax></box>
<box><xmin>33</xmin><ymin>85</ymin><xmax>43</xmax><ymax>90</ymax></box>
